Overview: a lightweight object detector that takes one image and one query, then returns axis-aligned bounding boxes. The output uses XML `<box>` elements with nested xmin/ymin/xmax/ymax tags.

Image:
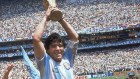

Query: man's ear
<box><xmin>46</xmin><ymin>49</ymin><xmax>50</xmax><ymax>55</ymax></box>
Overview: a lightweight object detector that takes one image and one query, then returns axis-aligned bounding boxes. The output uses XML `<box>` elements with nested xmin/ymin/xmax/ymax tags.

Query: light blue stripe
<box><xmin>20</xmin><ymin>46</ymin><xmax>40</xmax><ymax>79</ymax></box>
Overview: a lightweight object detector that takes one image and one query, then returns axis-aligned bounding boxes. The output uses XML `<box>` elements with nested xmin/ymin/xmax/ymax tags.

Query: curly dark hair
<box><xmin>44</xmin><ymin>32</ymin><xmax>66</xmax><ymax>50</ymax></box>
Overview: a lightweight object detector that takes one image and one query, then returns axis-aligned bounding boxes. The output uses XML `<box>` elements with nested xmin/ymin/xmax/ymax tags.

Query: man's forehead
<box><xmin>50</xmin><ymin>41</ymin><xmax>63</xmax><ymax>45</ymax></box>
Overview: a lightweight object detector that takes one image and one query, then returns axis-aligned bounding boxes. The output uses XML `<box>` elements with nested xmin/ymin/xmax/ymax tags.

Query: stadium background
<box><xmin>0</xmin><ymin>0</ymin><xmax>140</xmax><ymax>78</ymax></box>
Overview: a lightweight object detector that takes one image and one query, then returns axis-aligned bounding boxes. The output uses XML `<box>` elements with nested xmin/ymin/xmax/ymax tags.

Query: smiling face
<box><xmin>44</xmin><ymin>33</ymin><xmax>66</xmax><ymax>62</ymax></box>
<box><xmin>47</xmin><ymin>41</ymin><xmax>64</xmax><ymax>62</ymax></box>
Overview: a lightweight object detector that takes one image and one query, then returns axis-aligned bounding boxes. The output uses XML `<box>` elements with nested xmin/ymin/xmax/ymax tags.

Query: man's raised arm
<box><xmin>32</xmin><ymin>9</ymin><xmax>50</xmax><ymax>60</ymax></box>
<box><xmin>58</xmin><ymin>19</ymin><xmax>79</xmax><ymax>42</ymax></box>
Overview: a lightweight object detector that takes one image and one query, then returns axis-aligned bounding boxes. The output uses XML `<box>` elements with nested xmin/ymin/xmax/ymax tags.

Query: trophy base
<box><xmin>50</xmin><ymin>9</ymin><xmax>63</xmax><ymax>21</ymax></box>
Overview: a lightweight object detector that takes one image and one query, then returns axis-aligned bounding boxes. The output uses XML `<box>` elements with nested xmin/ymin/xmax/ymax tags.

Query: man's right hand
<box><xmin>46</xmin><ymin>7</ymin><xmax>52</xmax><ymax>21</ymax></box>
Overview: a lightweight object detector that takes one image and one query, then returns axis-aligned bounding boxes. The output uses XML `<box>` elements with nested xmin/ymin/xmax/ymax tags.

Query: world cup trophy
<box><xmin>43</xmin><ymin>0</ymin><xmax>62</xmax><ymax>21</ymax></box>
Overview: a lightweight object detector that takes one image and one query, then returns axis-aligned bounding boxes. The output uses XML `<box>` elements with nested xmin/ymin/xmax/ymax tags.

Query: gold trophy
<box><xmin>43</xmin><ymin>0</ymin><xmax>62</xmax><ymax>21</ymax></box>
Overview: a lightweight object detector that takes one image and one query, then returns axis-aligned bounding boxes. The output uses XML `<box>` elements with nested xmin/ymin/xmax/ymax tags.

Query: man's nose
<box><xmin>56</xmin><ymin>46</ymin><xmax>60</xmax><ymax>50</ymax></box>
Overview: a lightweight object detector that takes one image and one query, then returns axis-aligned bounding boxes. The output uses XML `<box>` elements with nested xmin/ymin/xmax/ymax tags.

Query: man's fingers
<box><xmin>7</xmin><ymin>64</ymin><xmax>14</xmax><ymax>71</ymax></box>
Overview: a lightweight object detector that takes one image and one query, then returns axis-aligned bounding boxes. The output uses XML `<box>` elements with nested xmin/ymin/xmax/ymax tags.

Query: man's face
<box><xmin>47</xmin><ymin>41</ymin><xmax>64</xmax><ymax>62</ymax></box>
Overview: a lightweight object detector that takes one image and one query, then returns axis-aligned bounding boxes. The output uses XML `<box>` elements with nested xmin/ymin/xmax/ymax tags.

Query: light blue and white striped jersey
<box><xmin>36</xmin><ymin>40</ymin><xmax>78</xmax><ymax>79</ymax></box>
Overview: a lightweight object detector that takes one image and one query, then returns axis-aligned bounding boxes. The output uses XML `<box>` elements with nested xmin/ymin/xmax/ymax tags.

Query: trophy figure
<box><xmin>43</xmin><ymin>0</ymin><xmax>62</xmax><ymax>21</ymax></box>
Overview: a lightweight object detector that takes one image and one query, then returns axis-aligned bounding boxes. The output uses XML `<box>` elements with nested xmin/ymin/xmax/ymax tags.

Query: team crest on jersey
<box><xmin>63</xmin><ymin>62</ymin><xmax>70</xmax><ymax>70</ymax></box>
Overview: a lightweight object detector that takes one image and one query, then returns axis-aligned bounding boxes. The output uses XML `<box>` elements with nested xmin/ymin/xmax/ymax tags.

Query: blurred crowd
<box><xmin>0</xmin><ymin>0</ymin><xmax>140</xmax><ymax>78</ymax></box>
<box><xmin>1</xmin><ymin>46</ymin><xmax>140</xmax><ymax>78</ymax></box>
<box><xmin>74</xmin><ymin>46</ymin><xmax>140</xmax><ymax>75</ymax></box>
<box><xmin>0</xmin><ymin>0</ymin><xmax>140</xmax><ymax>41</ymax></box>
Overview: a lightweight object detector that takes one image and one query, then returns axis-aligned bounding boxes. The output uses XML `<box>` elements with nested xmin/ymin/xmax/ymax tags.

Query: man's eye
<box><xmin>51</xmin><ymin>45</ymin><xmax>56</xmax><ymax>48</ymax></box>
<box><xmin>59</xmin><ymin>44</ymin><xmax>63</xmax><ymax>47</ymax></box>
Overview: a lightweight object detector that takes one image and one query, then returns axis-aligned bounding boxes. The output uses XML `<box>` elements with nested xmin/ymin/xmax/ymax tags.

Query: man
<box><xmin>33</xmin><ymin>7</ymin><xmax>79</xmax><ymax>79</ymax></box>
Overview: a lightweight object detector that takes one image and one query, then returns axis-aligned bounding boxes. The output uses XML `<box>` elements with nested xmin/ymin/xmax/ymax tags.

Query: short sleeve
<box><xmin>35</xmin><ymin>51</ymin><xmax>51</xmax><ymax>79</ymax></box>
<box><xmin>64</xmin><ymin>40</ymin><xmax>79</xmax><ymax>67</ymax></box>
<box><xmin>35</xmin><ymin>51</ymin><xmax>49</xmax><ymax>62</ymax></box>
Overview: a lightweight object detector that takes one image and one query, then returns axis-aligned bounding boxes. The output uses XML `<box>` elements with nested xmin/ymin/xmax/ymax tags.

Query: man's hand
<box><xmin>6</xmin><ymin>64</ymin><xmax>14</xmax><ymax>71</ymax></box>
<box><xmin>48</xmin><ymin>7</ymin><xmax>62</xmax><ymax>21</ymax></box>
<box><xmin>46</xmin><ymin>6</ymin><xmax>58</xmax><ymax>20</ymax></box>
<box><xmin>2</xmin><ymin>64</ymin><xmax>14</xmax><ymax>79</ymax></box>
<box><xmin>75</xmin><ymin>75</ymin><xmax>87</xmax><ymax>79</ymax></box>
<box><xmin>46</xmin><ymin>7</ymin><xmax>52</xmax><ymax>21</ymax></box>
